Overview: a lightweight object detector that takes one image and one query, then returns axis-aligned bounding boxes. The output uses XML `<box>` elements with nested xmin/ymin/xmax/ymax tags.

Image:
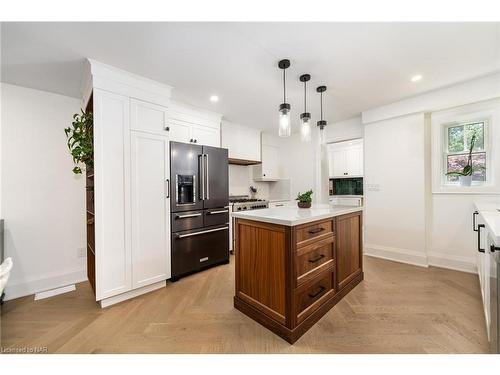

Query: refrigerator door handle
<box><xmin>193</xmin><ymin>175</ymin><xmax>197</xmax><ymax>203</ymax></box>
<box><xmin>205</xmin><ymin>153</ymin><xmax>210</xmax><ymax>200</ymax></box>
<box><xmin>199</xmin><ymin>154</ymin><xmax>205</xmax><ymax>201</ymax></box>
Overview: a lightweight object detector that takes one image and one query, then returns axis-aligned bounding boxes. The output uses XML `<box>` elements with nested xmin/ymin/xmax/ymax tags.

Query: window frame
<box><xmin>441</xmin><ymin>118</ymin><xmax>490</xmax><ymax>186</ymax></box>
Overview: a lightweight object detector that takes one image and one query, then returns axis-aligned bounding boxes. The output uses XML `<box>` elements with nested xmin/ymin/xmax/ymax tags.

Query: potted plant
<box><xmin>446</xmin><ymin>132</ymin><xmax>480</xmax><ymax>186</ymax></box>
<box><xmin>296</xmin><ymin>190</ymin><xmax>313</xmax><ymax>208</ymax></box>
<box><xmin>64</xmin><ymin>110</ymin><xmax>94</xmax><ymax>174</ymax></box>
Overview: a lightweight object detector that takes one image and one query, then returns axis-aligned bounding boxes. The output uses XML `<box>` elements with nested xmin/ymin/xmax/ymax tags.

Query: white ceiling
<box><xmin>2</xmin><ymin>22</ymin><xmax>500</xmax><ymax>133</ymax></box>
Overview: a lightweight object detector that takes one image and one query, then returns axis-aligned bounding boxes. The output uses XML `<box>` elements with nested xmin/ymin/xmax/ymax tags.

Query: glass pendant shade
<box><xmin>300</xmin><ymin>115</ymin><xmax>311</xmax><ymax>142</ymax></box>
<box><xmin>279</xmin><ymin>106</ymin><xmax>291</xmax><ymax>137</ymax></box>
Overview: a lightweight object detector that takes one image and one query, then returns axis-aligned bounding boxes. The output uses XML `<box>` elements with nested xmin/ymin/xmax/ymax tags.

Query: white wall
<box><xmin>362</xmin><ymin>73</ymin><xmax>500</xmax><ymax>273</ymax></box>
<box><xmin>325</xmin><ymin>116</ymin><xmax>363</xmax><ymax>143</ymax></box>
<box><xmin>1</xmin><ymin>83</ymin><xmax>86</xmax><ymax>300</ymax></box>
<box><xmin>363</xmin><ymin>113</ymin><xmax>428</xmax><ymax>266</ymax></box>
<box><xmin>228</xmin><ymin>164</ymin><xmax>269</xmax><ymax>198</ymax></box>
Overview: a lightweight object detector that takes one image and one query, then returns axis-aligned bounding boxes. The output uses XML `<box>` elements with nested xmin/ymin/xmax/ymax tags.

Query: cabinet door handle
<box><xmin>164</xmin><ymin>125</ymin><xmax>170</xmax><ymax>131</ymax></box>
<box><xmin>275</xmin><ymin>204</ymin><xmax>284</xmax><ymax>207</ymax></box>
<box><xmin>308</xmin><ymin>286</ymin><xmax>326</xmax><ymax>299</ymax></box>
<box><xmin>477</xmin><ymin>224</ymin><xmax>485</xmax><ymax>253</ymax></box>
<box><xmin>308</xmin><ymin>227</ymin><xmax>325</xmax><ymax>234</ymax></box>
<box><xmin>165</xmin><ymin>179</ymin><xmax>170</xmax><ymax>199</ymax></box>
<box><xmin>308</xmin><ymin>254</ymin><xmax>325</xmax><ymax>263</ymax></box>
<box><xmin>194</xmin><ymin>139</ymin><xmax>197</xmax><ymax>143</ymax></box>
<box><xmin>473</xmin><ymin>211</ymin><xmax>479</xmax><ymax>232</ymax></box>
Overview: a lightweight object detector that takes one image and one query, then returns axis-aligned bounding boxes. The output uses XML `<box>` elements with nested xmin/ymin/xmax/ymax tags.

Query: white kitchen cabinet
<box><xmin>93</xmin><ymin>88</ymin><xmax>132</xmax><ymax>301</ymax></box>
<box><xmin>130</xmin><ymin>99</ymin><xmax>169</xmax><ymax>135</ymax></box>
<box><xmin>221</xmin><ymin>121</ymin><xmax>261</xmax><ymax>162</ymax></box>
<box><xmin>328</xmin><ymin>139</ymin><xmax>363</xmax><ymax>178</ymax></box>
<box><xmin>191</xmin><ymin>124</ymin><xmax>220</xmax><ymax>147</ymax></box>
<box><xmin>168</xmin><ymin>117</ymin><xmax>220</xmax><ymax>147</ymax></box>
<box><xmin>253</xmin><ymin>132</ymin><xmax>283</xmax><ymax>181</ymax></box>
<box><xmin>130</xmin><ymin>131</ymin><xmax>171</xmax><ymax>289</ymax></box>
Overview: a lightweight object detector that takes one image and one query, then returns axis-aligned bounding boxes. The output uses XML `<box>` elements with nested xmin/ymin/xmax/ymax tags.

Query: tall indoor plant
<box><xmin>64</xmin><ymin>110</ymin><xmax>93</xmax><ymax>174</ymax></box>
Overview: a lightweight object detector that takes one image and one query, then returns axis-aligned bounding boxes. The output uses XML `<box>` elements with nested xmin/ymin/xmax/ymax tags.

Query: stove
<box><xmin>229</xmin><ymin>196</ymin><xmax>269</xmax><ymax>211</ymax></box>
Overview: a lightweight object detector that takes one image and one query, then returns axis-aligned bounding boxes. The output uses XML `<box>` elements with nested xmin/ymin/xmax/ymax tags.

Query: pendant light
<box><xmin>316</xmin><ymin>85</ymin><xmax>327</xmax><ymax>144</ymax></box>
<box><xmin>278</xmin><ymin>59</ymin><xmax>291</xmax><ymax>137</ymax></box>
<box><xmin>299</xmin><ymin>74</ymin><xmax>312</xmax><ymax>142</ymax></box>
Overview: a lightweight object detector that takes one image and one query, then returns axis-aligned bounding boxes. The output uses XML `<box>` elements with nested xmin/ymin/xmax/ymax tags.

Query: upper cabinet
<box><xmin>167</xmin><ymin>101</ymin><xmax>221</xmax><ymax>147</ymax></box>
<box><xmin>130</xmin><ymin>99</ymin><xmax>170</xmax><ymax>135</ymax></box>
<box><xmin>129</xmin><ymin>99</ymin><xmax>221</xmax><ymax>147</ymax></box>
<box><xmin>253</xmin><ymin>132</ymin><xmax>284</xmax><ymax>181</ymax></box>
<box><xmin>221</xmin><ymin>121</ymin><xmax>261</xmax><ymax>164</ymax></box>
<box><xmin>328</xmin><ymin>139</ymin><xmax>364</xmax><ymax>178</ymax></box>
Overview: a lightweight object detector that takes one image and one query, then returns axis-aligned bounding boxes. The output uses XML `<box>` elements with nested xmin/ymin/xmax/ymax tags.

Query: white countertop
<box><xmin>474</xmin><ymin>201</ymin><xmax>500</xmax><ymax>244</ymax></box>
<box><xmin>231</xmin><ymin>204</ymin><xmax>363</xmax><ymax>226</ymax></box>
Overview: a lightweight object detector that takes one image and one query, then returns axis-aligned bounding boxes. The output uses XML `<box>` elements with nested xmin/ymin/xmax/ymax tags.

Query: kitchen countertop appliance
<box><xmin>228</xmin><ymin>196</ymin><xmax>269</xmax><ymax>253</ymax></box>
<box><xmin>170</xmin><ymin>142</ymin><xmax>229</xmax><ymax>280</ymax></box>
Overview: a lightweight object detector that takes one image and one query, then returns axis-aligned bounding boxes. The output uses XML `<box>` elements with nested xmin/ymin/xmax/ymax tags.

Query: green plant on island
<box><xmin>296</xmin><ymin>190</ymin><xmax>313</xmax><ymax>203</ymax></box>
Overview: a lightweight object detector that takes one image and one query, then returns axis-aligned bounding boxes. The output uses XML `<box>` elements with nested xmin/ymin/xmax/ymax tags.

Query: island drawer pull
<box><xmin>308</xmin><ymin>254</ymin><xmax>325</xmax><ymax>263</ymax></box>
<box><xmin>308</xmin><ymin>227</ymin><xmax>325</xmax><ymax>234</ymax></box>
<box><xmin>308</xmin><ymin>286</ymin><xmax>326</xmax><ymax>299</ymax></box>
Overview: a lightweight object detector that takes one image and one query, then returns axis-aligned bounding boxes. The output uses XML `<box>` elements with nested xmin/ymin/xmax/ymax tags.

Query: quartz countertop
<box><xmin>231</xmin><ymin>204</ymin><xmax>363</xmax><ymax>226</ymax></box>
<box><xmin>474</xmin><ymin>201</ymin><xmax>500</xmax><ymax>244</ymax></box>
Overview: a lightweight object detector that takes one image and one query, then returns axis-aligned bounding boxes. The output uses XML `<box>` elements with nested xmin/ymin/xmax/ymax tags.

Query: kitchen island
<box><xmin>232</xmin><ymin>205</ymin><xmax>363</xmax><ymax>343</ymax></box>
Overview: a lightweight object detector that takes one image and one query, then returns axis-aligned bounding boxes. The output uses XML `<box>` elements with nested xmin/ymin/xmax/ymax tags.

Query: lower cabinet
<box><xmin>336</xmin><ymin>212</ymin><xmax>363</xmax><ymax>290</ymax></box>
<box><xmin>234</xmin><ymin>211</ymin><xmax>363</xmax><ymax>343</ymax></box>
<box><xmin>130</xmin><ymin>131</ymin><xmax>171</xmax><ymax>288</ymax></box>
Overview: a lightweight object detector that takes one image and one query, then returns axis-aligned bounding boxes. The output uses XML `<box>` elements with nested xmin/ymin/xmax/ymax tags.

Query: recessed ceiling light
<box><xmin>210</xmin><ymin>95</ymin><xmax>219</xmax><ymax>103</ymax></box>
<box><xmin>411</xmin><ymin>75</ymin><xmax>423</xmax><ymax>82</ymax></box>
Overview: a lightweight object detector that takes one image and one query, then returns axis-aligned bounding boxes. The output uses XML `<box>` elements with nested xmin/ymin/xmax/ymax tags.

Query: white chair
<box><xmin>0</xmin><ymin>257</ymin><xmax>13</xmax><ymax>301</ymax></box>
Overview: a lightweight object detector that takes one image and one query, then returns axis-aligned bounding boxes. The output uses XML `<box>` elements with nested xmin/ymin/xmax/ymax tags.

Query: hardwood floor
<box><xmin>0</xmin><ymin>256</ymin><xmax>489</xmax><ymax>353</ymax></box>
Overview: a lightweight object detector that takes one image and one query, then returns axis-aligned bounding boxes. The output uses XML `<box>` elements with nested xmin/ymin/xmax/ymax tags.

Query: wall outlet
<box><xmin>77</xmin><ymin>247</ymin><xmax>87</xmax><ymax>258</ymax></box>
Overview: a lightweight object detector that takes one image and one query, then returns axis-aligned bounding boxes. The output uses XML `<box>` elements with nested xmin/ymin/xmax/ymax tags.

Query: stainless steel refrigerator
<box><xmin>169</xmin><ymin>141</ymin><xmax>229</xmax><ymax>280</ymax></box>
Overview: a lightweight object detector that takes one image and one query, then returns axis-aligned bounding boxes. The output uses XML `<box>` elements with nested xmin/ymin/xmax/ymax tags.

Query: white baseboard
<box><xmin>99</xmin><ymin>280</ymin><xmax>166</xmax><ymax>308</ymax></box>
<box><xmin>364</xmin><ymin>244</ymin><xmax>478</xmax><ymax>274</ymax></box>
<box><xmin>364</xmin><ymin>244</ymin><xmax>429</xmax><ymax>267</ymax></box>
<box><xmin>427</xmin><ymin>251</ymin><xmax>477</xmax><ymax>274</ymax></box>
<box><xmin>34</xmin><ymin>284</ymin><xmax>76</xmax><ymax>300</ymax></box>
<box><xmin>4</xmin><ymin>268</ymin><xmax>87</xmax><ymax>301</ymax></box>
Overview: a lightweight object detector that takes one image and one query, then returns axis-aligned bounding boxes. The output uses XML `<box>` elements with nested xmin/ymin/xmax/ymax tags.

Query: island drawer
<box><xmin>295</xmin><ymin>219</ymin><xmax>334</xmax><ymax>247</ymax></box>
<box><xmin>295</xmin><ymin>236</ymin><xmax>334</xmax><ymax>286</ymax></box>
<box><xmin>295</xmin><ymin>272</ymin><xmax>335</xmax><ymax>324</ymax></box>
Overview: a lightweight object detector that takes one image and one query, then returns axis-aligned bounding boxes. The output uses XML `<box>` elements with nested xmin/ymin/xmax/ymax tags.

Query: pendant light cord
<box><xmin>304</xmin><ymin>80</ymin><xmax>307</xmax><ymax>112</ymax></box>
<box><xmin>283</xmin><ymin>69</ymin><xmax>286</xmax><ymax>103</ymax></box>
<box><xmin>320</xmin><ymin>92</ymin><xmax>323</xmax><ymax>120</ymax></box>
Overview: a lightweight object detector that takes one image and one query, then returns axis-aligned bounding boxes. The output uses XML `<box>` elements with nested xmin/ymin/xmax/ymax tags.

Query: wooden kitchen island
<box><xmin>232</xmin><ymin>205</ymin><xmax>363</xmax><ymax>343</ymax></box>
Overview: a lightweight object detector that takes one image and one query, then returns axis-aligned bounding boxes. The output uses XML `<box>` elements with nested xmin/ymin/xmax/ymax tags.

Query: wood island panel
<box><xmin>234</xmin><ymin>211</ymin><xmax>363</xmax><ymax>344</ymax></box>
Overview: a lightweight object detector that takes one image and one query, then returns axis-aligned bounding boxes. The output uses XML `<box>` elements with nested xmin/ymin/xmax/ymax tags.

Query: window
<box><xmin>444</xmin><ymin>120</ymin><xmax>488</xmax><ymax>183</ymax></box>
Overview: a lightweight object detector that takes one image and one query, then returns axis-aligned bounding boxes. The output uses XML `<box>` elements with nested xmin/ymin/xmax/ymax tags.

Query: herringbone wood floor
<box><xmin>0</xmin><ymin>256</ymin><xmax>489</xmax><ymax>353</ymax></box>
